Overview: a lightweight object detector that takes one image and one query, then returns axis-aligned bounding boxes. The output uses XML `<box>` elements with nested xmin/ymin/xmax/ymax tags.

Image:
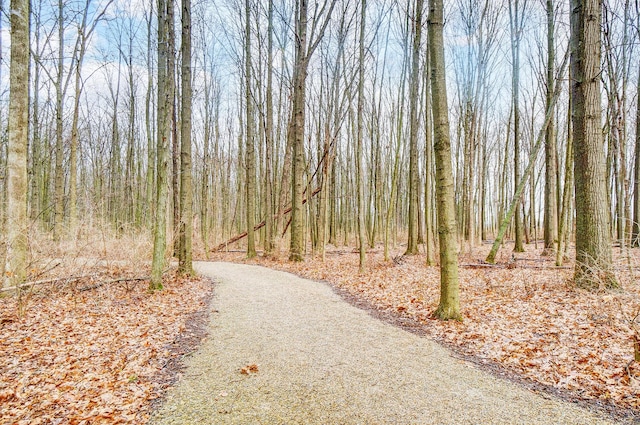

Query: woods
<box><xmin>5</xmin><ymin>0</ymin><xmax>640</xmax><ymax>422</ymax></box>
<box><xmin>0</xmin><ymin>0</ymin><xmax>639</xmax><ymax>328</ymax></box>
<box><xmin>1</xmin><ymin>0</ymin><xmax>639</xmax><ymax>304</ymax></box>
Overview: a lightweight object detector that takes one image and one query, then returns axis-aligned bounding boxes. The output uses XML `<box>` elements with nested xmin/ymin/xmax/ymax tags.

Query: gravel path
<box><xmin>150</xmin><ymin>262</ymin><xmax>616</xmax><ymax>424</ymax></box>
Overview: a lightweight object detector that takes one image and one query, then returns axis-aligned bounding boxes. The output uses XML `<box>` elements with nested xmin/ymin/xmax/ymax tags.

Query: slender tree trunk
<box><xmin>69</xmin><ymin>61</ymin><xmax>82</xmax><ymax>236</ymax></box>
<box><xmin>53</xmin><ymin>0</ymin><xmax>64</xmax><ymax>240</ymax></box>
<box><xmin>168</xmin><ymin>0</ymin><xmax>179</xmax><ymax>256</ymax></box>
<box><xmin>6</xmin><ymin>0</ymin><xmax>29</xmax><ymax>289</ymax></box>
<box><xmin>632</xmin><ymin>63</ymin><xmax>640</xmax><ymax>247</ymax></box>
<box><xmin>570</xmin><ymin>0</ymin><xmax>615</xmax><ymax>288</ymax></box>
<box><xmin>356</xmin><ymin>0</ymin><xmax>367</xmax><ymax>272</ymax></box>
<box><xmin>509</xmin><ymin>0</ymin><xmax>527</xmax><ymax>253</ymax></box>
<box><xmin>557</xmin><ymin>95</ymin><xmax>573</xmax><ymax>266</ymax></box>
<box><xmin>543</xmin><ymin>0</ymin><xmax>558</xmax><ymax>255</ymax></box>
<box><xmin>288</xmin><ymin>0</ymin><xmax>337</xmax><ymax>261</ymax></box>
<box><xmin>405</xmin><ymin>0</ymin><xmax>423</xmax><ymax>256</ymax></box>
<box><xmin>264</xmin><ymin>0</ymin><xmax>275</xmax><ymax>254</ymax></box>
<box><xmin>178</xmin><ymin>0</ymin><xmax>193</xmax><ymax>274</ymax></box>
<box><xmin>429</xmin><ymin>0</ymin><xmax>461</xmax><ymax>321</ymax></box>
<box><xmin>486</xmin><ymin>48</ymin><xmax>569</xmax><ymax>263</ymax></box>
<box><xmin>145</xmin><ymin>9</ymin><xmax>155</xmax><ymax>227</ymax></box>
<box><xmin>245</xmin><ymin>0</ymin><xmax>257</xmax><ymax>258</ymax></box>
<box><xmin>201</xmin><ymin>78</ymin><xmax>211</xmax><ymax>255</ymax></box>
<box><xmin>151</xmin><ymin>0</ymin><xmax>171</xmax><ymax>290</ymax></box>
<box><xmin>289</xmin><ymin>1</ymin><xmax>309</xmax><ymax>262</ymax></box>
<box><xmin>424</xmin><ymin>48</ymin><xmax>436</xmax><ymax>265</ymax></box>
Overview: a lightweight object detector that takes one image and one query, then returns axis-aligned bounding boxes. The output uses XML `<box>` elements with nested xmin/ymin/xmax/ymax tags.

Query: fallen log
<box><xmin>212</xmin><ymin>185</ymin><xmax>322</xmax><ymax>252</ymax></box>
<box><xmin>460</xmin><ymin>263</ymin><xmax>572</xmax><ymax>270</ymax></box>
<box><xmin>1</xmin><ymin>274</ymin><xmax>98</xmax><ymax>293</ymax></box>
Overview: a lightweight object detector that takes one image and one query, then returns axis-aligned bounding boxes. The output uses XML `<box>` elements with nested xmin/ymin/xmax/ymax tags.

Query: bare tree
<box><xmin>6</xmin><ymin>0</ymin><xmax>30</xmax><ymax>288</ymax></box>
<box><xmin>509</xmin><ymin>0</ymin><xmax>528</xmax><ymax>253</ymax></box>
<box><xmin>570</xmin><ymin>0</ymin><xmax>615</xmax><ymax>288</ymax></box>
<box><xmin>289</xmin><ymin>0</ymin><xmax>337</xmax><ymax>261</ymax></box>
<box><xmin>151</xmin><ymin>0</ymin><xmax>173</xmax><ymax>290</ymax></box>
<box><xmin>542</xmin><ymin>0</ymin><xmax>558</xmax><ymax>255</ymax></box>
<box><xmin>356</xmin><ymin>0</ymin><xmax>367</xmax><ymax>272</ymax></box>
<box><xmin>405</xmin><ymin>0</ymin><xmax>424</xmax><ymax>256</ymax></box>
<box><xmin>429</xmin><ymin>0</ymin><xmax>461</xmax><ymax>320</ymax></box>
<box><xmin>245</xmin><ymin>0</ymin><xmax>257</xmax><ymax>258</ymax></box>
<box><xmin>178</xmin><ymin>0</ymin><xmax>194</xmax><ymax>273</ymax></box>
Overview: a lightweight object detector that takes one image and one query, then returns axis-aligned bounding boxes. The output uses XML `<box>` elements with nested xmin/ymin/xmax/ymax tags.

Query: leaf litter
<box><xmin>0</xmin><ymin>267</ymin><xmax>213</xmax><ymax>425</ymax></box>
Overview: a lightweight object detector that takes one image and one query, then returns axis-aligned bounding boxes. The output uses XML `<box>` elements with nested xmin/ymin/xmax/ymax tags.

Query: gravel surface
<box><xmin>150</xmin><ymin>262</ymin><xmax>616</xmax><ymax>424</ymax></box>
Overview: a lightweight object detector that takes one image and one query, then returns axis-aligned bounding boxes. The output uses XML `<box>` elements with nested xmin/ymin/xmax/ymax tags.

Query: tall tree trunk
<box><xmin>429</xmin><ymin>0</ymin><xmax>461</xmax><ymax>321</ymax></box>
<box><xmin>632</xmin><ymin>63</ymin><xmax>640</xmax><ymax>247</ymax></box>
<box><xmin>53</xmin><ymin>0</ymin><xmax>64</xmax><ymax>240</ymax></box>
<box><xmin>570</xmin><ymin>0</ymin><xmax>616</xmax><ymax>288</ymax></box>
<box><xmin>289</xmin><ymin>0</ymin><xmax>309</xmax><ymax>262</ymax></box>
<box><xmin>356</xmin><ymin>0</ymin><xmax>367</xmax><ymax>271</ymax></box>
<box><xmin>486</xmin><ymin>48</ymin><xmax>569</xmax><ymax>263</ymax></box>
<box><xmin>151</xmin><ymin>0</ymin><xmax>171</xmax><ymax>290</ymax></box>
<box><xmin>509</xmin><ymin>0</ymin><xmax>527</xmax><ymax>253</ymax></box>
<box><xmin>424</xmin><ymin>46</ymin><xmax>436</xmax><ymax>265</ymax></box>
<box><xmin>264</xmin><ymin>0</ymin><xmax>275</xmax><ymax>254</ymax></box>
<box><xmin>405</xmin><ymin>0</ymin><xmax>423</xmax><ymax>256</ymax></box>
<box><xmin>6</xmin><ymin>0</ymin><xmax>29</xmax><ymax>289</ymax></box>
<box><xmin>543</xmin><ymin>0</ymin><xmax>558</xmax><ymax>255</ymax></box>
<box><xmin>168</xmin><ymin>0</ymin><xmax>179</xmax><ymax>255</ymax></box>
<box><xmin>245</xmin><ymin>0</ymin><xmax>257</xmax><ymax>258</ymax></box>
<box><xmin>557</xmin><ymin>95</ymin><xmax>573</xmax><ymax>266</ymax></box>
<box><xmin>145</xmin><ymin>9</ymin><xmax>155</xmax><ymax>227</ymax></box>
<box><xmin>178</xmin><ymin>0</ymin><xmax>193</xmax><ymax>274</ymax></box>
<box><xmin>288</xmin><ymin>0</ymin><xmax>337</xmax><ymax>261</ymax></box>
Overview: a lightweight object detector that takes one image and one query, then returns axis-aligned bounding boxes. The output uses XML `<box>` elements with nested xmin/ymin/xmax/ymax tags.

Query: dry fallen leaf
<box><xmin>240</xmin><ymin>364</ymin><xmax>259</xmax><ymax>375</ymax></box>
<box><xmin>0</xmin><ymin>268</ymin><xmax>212</xmax><ymax>424</ymax></box>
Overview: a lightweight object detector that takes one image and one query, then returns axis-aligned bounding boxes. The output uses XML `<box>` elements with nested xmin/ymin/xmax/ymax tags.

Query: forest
<box><xmin>2</xmin><ymin>0</ymin><xmax>640</xmax><ymax>422</ymax></box>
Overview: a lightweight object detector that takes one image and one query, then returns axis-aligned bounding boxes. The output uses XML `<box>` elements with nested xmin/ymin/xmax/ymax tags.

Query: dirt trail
<box><xmin>150</xmin><ymin>262</ymin><xmax>616</xmax><ymax>424</ymax></box>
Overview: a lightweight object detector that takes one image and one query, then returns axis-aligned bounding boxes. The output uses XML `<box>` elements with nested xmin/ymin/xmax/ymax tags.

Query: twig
<box><xmin>79</xmin><ymin>276</ymin><xmax>150</xmax><ymax>292</ymax></box>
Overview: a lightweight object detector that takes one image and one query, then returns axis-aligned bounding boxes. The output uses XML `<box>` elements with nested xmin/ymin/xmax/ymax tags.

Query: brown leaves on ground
<box><xmin>240</xmin><ymin>364</ymin><xmax>259</xmax><ymax>375</ymax></box>
<box><xmin>0</xmin><ymin>268</ymin><xmax>212</xmax><ymax>424</ymax></box>
<box><xmin>212</xmin><ymin>243</ymin><xmax>640</xmax><ymax>415</ymax></box>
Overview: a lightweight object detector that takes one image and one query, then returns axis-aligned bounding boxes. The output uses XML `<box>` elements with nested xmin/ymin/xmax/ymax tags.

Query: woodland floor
<box><xmin>1</xmin><ymin>236</ymin><xmax>640</xmax><ymax>423</ymax></box>
<box><xmin>0</xmin><ymin>235</ymin><xmax>215</xmax><ymax>424</ymax></box>
<box><xmin>208</xmin><ymin>241</ymin><xmax>640</xmax><ymax>422</ymax></box>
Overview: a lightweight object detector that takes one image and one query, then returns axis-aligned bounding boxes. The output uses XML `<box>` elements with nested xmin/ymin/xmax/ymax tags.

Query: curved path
<box><xmin>150</xmin><ymin>262</ymin><xmax>614</xmax><ymax>424</ymax></box>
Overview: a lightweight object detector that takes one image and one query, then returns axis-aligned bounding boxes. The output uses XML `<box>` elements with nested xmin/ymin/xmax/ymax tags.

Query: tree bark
<box><xmin>288</xmin><ymin>0</ymin><xmax>308</xmax><ymax>262</ymax></box>
<box><xmin>429</xmin><ymin>0</ymin><xmax>461</xmax><ymax>321</ymax></box>
<box><xmin>543</xmin><ymin>0</ymin><xmax>558</xmax><ymax>255</ymax></box>
<box><xmin>570</xmin><ymin>0</ymin><xmax>616</xmax><ymax>288</ymax></box>
<box><xmin>356</xmin><ymin>0</ymin><xmax>367</xmax><ymax>272</ymax></box>
<box><xmin>6</xmin><ymin>0</ymin><xmax>29</xmax><ymax>289</ymax></box>
<box><xmin>405</xmin><ymin>0</ymin><xmax>423</xmax><ymax>256</ymax></box>
<box><xmin>509</xmin><ymin>0</ymin><xmax>527</xmax><ymax>253</ymax></box>
<box><xmin>245</xmin><ymin>0</ymin><xmax>257</xmax><ymax>258</ymax></box>
<box><xmin>151</xmin><ymin>0</ymin><xmax>171</xmax><ymax>290</ymax></box>
<box><xmin>264</xmin><ymin>0</ymin><xmax>275</xmax><ymax>254</ymax></box>
<box><xmin>178</xmin><ymin>0</ymin><xmax>193</xmax><ymax>274</ymax></box>
<box><xmin>633</xmin><ymin>63</ymin><xmax>640</xmax><ymax>247</ymax></box>
<box><xmin>289</xmin><ymin>0</ymin><xmax>337</xmax><ymax>262</ymax></box>
<box><xmin>53</xmin><ymin>0</ymin><xmax>65</xmax><ymax>240</ymax></box>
